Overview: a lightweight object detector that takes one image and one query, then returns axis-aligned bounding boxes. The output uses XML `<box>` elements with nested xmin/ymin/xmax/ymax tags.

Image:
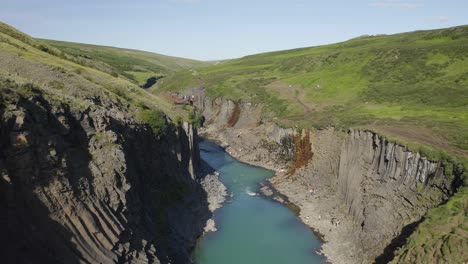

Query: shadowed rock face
<box><xmin>339</xmin><ymin>129</ymin><xmax>451</xmax><ymax>227</ymax></box>
<box><xmin>337</xmin><ymin>129</ymin><xmax>454</xmax><ymax>261</ymax></box>
<box><xmin>0</xmin><ymin>86</ymin><xmax>210</xmax><ymax>264</ymax></box>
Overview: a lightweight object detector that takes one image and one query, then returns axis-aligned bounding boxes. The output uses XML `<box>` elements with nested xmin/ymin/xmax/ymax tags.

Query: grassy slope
<box><xmin>42</xmin><ymin>39</ymin><xmax>210</xmax><ymax>85</ymax></box>
<box><xmin>0</xmin><ymin>21</ymin><xmax>191</xmax><ymax>123</ymax></box>
<box><xmin>391</xmin><ymin>187</ymin><xmax>468</xmax><ymax>263</ymax></box>
<box><xmin>159</xmin><ymin>25</ymin><xmax>468</xmax><ymax>160</ymax></box>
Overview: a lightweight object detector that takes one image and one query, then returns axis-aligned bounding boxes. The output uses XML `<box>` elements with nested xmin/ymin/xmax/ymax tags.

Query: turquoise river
<box><xmin>195</xmin><ymin>140</ymin><xmax>325</xmax><ymax>264</ymax></box>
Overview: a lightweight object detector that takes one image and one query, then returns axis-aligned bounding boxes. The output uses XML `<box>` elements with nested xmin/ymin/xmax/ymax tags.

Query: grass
<box><xmin>139</xmin><ymin>110</ymin><xmax>168</xmax><ymax>138</ymax></box>
<box><xmin>125</xmin><ymin>71</ymin><xmax>162</xmax><ymax>85</ymax></box>
<box><xmin>390</xmin><ymin>187</ymin><xmax>468</xmax><ymax>264</ymax></box>
<box><xmin>41</xmin><ymin>39</ymin><xmax>211</xmax><ymax>80</ymax></box>
<box><xmin>0</xmin><ymin>21</ymin><xmax>192</xmax><ymax>126</ymax></box>
<box><xmin>158</xmin><ymin>25</ymin><xmax>468</xmax><ymax>159</ymax></box>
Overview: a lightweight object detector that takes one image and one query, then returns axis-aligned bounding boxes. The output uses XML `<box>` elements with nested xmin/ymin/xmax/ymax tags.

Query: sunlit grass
<box><xmin>159</xmin><ymin>25</ymin><xmax>468</xmax><ymax>156</ymax></box>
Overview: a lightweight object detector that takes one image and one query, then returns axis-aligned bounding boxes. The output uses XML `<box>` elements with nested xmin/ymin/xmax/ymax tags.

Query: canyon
<box><xmin>0</xmin><ymin>21</ymin><xmax>466</xmax><ymax>264</ymax></box>
<box><xmin>0</xmin><ymin>81</ymin><xmax>464</xmax><ymax>264</ymax></box>
<box><xmin>194</xmin><ymin>94</ymin><xmax>465</xmax><ymax>263</ymax></box>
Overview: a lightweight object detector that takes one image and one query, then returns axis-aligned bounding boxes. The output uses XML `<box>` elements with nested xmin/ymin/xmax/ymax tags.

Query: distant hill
<box><xmin>159</xmin><ymin>25</ymin><xmax>468</xmax><ymax>158</ymax></box>
<box><xmin>41</xmin><ymin>39</ymin><xmax>211</xmax><ymax>86</ymax></box>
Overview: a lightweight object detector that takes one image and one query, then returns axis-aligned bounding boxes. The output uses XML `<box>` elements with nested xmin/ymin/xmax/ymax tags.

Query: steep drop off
<box><xmin>0</xmin><ymin>81</ymin><xmax>210</xmax><ymax>264</ymax></box>
<box><xmin>194</xmin><ymin>95</ymin><xmax>466</xmax><ymax>263</ymax></box>
<box><xmin>337</xmin><ymin>129</ymin><xmax>459</xmax><ymax>262</ymax></box>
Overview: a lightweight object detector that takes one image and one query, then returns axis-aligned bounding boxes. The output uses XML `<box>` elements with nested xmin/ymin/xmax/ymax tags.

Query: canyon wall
<box><xmin>0</xmin><ymin>84</ymin><xmax>210</xmax><ymax>264</ymax></box>
<box><xmin>196</xmin><ymin>96</ymin><xmax>462</xmax><ymax>263</ymax></box>
<box><xmin>336</xmin><ymin>129</ymin><xmax>454</xmax><ymax>262</ymax></box>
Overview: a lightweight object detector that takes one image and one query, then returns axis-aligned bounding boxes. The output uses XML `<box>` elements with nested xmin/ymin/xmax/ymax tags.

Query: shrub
<box><xmin>174</xmin><ymin>115</ymin><xmax>183</xmax><ymax>126</ymax></box>
<box><xmin>38</xmin><ymin>44</ymin><xmax>50</xmax><ymax>53</ymax></box>
<box><xmin>139</xmin><ymin>110</ymin><xmax>167</xmax><ymax>138</ymax></box>
<box><xmin>188</xmin><ymin>111</ymin><xmax>204</xmax><ymax>128</ymax></box>
<box><xmin>135</xmin><ymin>100</ymin><xmax>150</xmax><ymax>110</ymax></box>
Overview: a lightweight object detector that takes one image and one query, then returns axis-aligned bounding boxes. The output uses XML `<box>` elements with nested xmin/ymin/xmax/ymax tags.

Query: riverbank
<box><xmin>195</xmin><ymin>139</ymin><xmax>324</xmax><ymax>264</ymax></box>
<box><xmin>199</xmin><ymin>159</ymin><xmax>227</xmax><ymax>233</ymax></box>
<box><xmin>271</xmin><ymin>170</ymin><xmax>364</xmax><ymax>264</ymax></box>
<box><xmin>199</xmin><ymin>127</ymin><xmax>361</xmax><ymax>264</ymax></box>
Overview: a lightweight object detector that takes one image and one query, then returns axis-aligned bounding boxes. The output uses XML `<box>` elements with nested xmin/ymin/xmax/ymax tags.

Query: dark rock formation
<box><xmin>337</xmin><ymin>129</ymin><xmax>453</xmax><ymax>261</ymax></box>
<box><xmin>0</xmin><ymin>85</ymin><xmax>210</xmax><ymax>263</ymax></box>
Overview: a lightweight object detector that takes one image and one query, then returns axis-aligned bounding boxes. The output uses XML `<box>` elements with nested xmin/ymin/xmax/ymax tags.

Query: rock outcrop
<box><xmin>337</xmin><ymin>129</ymin><xmax>454</xmax><ymax>262</ymax></box>
<box><xmin>0</xmin><ymin>83</ymin><xmax>210</xmax><ymax>264</ymax></box>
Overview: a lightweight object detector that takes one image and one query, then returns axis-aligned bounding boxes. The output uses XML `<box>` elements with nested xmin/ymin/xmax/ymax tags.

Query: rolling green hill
<box><xmin>41</xmin><ymin>39</ymin><xmax>211</xmax><ymax>85</ymax></box>
<box><xmin>159</xmin><ymin>25</ymin><xmax>468</xmax><ymax>159</ymax></box>
<box><xmin>0</xmin><ymin>21</ymin><xmax>188</xmax><ymax>120</ymax></box>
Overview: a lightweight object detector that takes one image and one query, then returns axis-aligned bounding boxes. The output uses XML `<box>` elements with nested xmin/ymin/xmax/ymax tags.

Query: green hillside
<box><xmin>0</xmin><ymin>21</ymin><xmax>187</xmax><ymax>121</ymax></box>
<box><xmin>159</xmin><ymin>25</ymin><xmax>468</xmax><ymax>158</ymax></box>
<box><xmin>390</xmin><ymin>186</ymin><xmax>468</xmax><ymax>263</ymax></box>
<box><xmin>42</xmin><ymin>39</ymin><xmax>211</xmax><ymax>85</ymax></box>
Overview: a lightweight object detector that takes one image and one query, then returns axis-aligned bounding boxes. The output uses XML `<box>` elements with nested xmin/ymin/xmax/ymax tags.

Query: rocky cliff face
<box><xmin>337</xmin><ymin>129</ymin><xmax>454</xmax><ymax>262</ymax></box>
<box><xmin>0</xmin><ymin>84</ymin><xmax>210</xmax><ymax>264</ymax></box>
<box><xmin>194</xmin><ymin>94</ymin><xmax>291</xmax><ymax>172</ymax></box>
<box><xmin>269</xmin><ymin>127</ymin><xmax>461</xmax><ymax>262</ymax></box>
<box><xmin>198</xmin><ymin>96</ymin><xmax>262</xmax><ymax>131</ymax></box>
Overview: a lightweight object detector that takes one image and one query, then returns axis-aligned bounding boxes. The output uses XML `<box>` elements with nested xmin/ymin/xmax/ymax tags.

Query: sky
<box><xmin>0</xmin><ymin>0</ymin><xmax>467</xmax><ymax>61</ymax></box>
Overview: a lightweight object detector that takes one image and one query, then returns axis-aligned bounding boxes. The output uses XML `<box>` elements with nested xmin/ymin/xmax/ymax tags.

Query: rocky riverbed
<box><xmin>199</xmin><ymin>160</ymin><xmax>227</xmax><ymax>233</ymax></box>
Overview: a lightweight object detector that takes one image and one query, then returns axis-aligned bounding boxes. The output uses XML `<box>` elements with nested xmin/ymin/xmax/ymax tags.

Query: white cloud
<box><xmin>370</xmin><ymin>0</ymin><xmax>418</xmax><ymax>9</ymax></box>
<box><xmin>427</xmin><ymin>16</ymin><xmax>449</xmax><ymax>22</ymax></box>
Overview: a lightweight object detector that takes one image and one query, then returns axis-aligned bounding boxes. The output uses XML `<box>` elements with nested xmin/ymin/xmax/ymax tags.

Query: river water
<box><xmin>195</xmin><ymin>140</ymin><xmax>325</xmax><ymax>264</ymax></box>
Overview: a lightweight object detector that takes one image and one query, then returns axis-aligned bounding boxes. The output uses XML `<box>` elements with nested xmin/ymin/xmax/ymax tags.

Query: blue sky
<box><xmin>1</xmin><ymin>0</ymin><xmax>467</xmax><ymax>60</ymax></box>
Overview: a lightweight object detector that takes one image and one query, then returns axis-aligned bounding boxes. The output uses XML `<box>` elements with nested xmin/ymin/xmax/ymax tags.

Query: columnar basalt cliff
<box><xmin>0</xmin><ymin>84</ymin><xmax>210</xmax><ymax>264</ymax></box>
<box><xmin>336</xmin><ymin>129</ymin><xmax>455</xmax><ymax>262</ymax></box>
<box><xmin>194</xmin><ymin>95</ymin><xmax>464</xmax><ymax>263</ymax></box>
